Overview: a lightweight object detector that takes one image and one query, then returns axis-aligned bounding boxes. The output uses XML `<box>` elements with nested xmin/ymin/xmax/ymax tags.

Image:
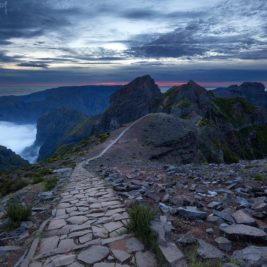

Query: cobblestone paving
<box><xmin>27</xmin><ymin>163</ymin><xmax>157</xmax><ymax>267</ymax></box>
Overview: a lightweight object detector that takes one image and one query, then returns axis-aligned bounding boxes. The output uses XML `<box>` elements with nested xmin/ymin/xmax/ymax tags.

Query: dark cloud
<box><xmin>0</xmin><ymin>50</ymin><xmax>20</xmax><ymax>63</ymax></box>
<box><xmin>129</xmin><ymin>0</ymin><xmax>267</xmax><ymax>60</ymax></box>
<box><xmin>17</xmin><ymin>62</ymin><xmax>49</xmax><ymax>68</ymax></box>
<box><xmin>121</xmin><ymin>9</ymin><xmax>204</xmax><ymax>20</ymax></box>
<box><xmin>0</xmin><ymin>0</ymin><xmax>80</xmax><ymax>44</ymax></box>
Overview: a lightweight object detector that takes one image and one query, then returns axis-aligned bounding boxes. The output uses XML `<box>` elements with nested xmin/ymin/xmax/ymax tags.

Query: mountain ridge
<box><xmin>0</xmin><ymin>85</ymin><xmax>121</xmax><ymax>123</ymax></box>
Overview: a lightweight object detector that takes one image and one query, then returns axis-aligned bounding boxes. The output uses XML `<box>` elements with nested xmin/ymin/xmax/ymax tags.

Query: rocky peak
<box><xmin>213</xmin><ymin>82</ymin><xmax>267</xmax><ymax>110</ymax></box>
<box><xmin>125</xmin><ymin>74</ymin><xmax>157</xmax><ymax>90</ymax></box>
<box><xmin>100</xmin><ymin>75</ymin><xmax>163</xmax><ymax>131</ymax></box>
<box><xmin>239</xmin><ymin>82</ymin><xmax>265</xmax><ymax>94</ymax></box>
<box><xmin>163</xmin><ymin>81</ymin><xmax>213</xmax><ymax>118</ymax></box>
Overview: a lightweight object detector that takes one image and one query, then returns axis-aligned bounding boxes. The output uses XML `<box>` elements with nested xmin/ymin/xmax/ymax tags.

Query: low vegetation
<box><xmin>5</xmin><ymin>199</ymin><xmax>32</xmax><ymax>227</ymax></box>
<box><xmin>98</xmin><ymin>132</ymin><xmax>110</xmax><ymax>143</ymax></box>
<box><xmin>127</xmin><ymin>205</ymin><xmax>168</xmax><ymax>265</ymax></box>
<box><xmin>183</xmin><ymin>244</ymin><xmax>223</xmax><ymax>267</ymax></box>
<box><xmin>127</xmin><ymin>204</ymin><xmax>157</xmax><ymax>246</ymax></box>
<box><xmin>223</xmin><ymin>147</ymin><xmax>240</xmax><ymax>164</ymax></box>
<box><xmin>254</xmin><ymin>173</ymin><xmax>267</xmax><ymax>181</ymax></box>
<box><xmin>44</xmin><ymin>177</ymin><xmax>58</xmax><ymax>191</ymax></box>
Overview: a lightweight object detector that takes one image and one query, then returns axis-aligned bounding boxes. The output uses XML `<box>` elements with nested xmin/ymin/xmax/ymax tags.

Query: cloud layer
<box><xmin>0</xmin><ymin>0</ymin><xmax>266</xmax><ymax>88</ymax></box>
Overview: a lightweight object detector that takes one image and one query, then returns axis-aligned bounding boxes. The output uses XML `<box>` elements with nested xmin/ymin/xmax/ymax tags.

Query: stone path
<box><xmin>24</xmin><ymin>163</ymin><xmax>156</xmax><ymax>267</ymax></box>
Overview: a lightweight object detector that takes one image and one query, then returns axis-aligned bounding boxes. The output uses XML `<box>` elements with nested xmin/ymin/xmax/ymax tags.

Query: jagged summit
<box><xmin>100</xmin><ymin>75</ymin><xmax>163</xmax><ymax>131</ymax></box>
<box><xmin>125</xmin><ymin>74</ymin><xmax>156</xmax><ymax>88</ymax></box>
<box><xmin>213</xmin><ymin>81</ymin><xmax>267</xmax><ymax>110</ymax></box>
<box><xmin>239</xmin><ymin>82</ymin><xmax>265</xmax><ymax>92</ymax></box>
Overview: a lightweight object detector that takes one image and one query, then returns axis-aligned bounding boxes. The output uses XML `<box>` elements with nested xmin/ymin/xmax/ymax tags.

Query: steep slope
<box><xmin>97</xmin><ymin>113</ymin><xmax>202</xmax><ymax>164</ymax></box>
<box><xmin>163</xmin><ymin>80</ymin><xmax>214</xmax><ymax>121</ymax></box>
<box><xmin>162</xmin><ymin>81</ymin><xmax>267</xmax><ymax>162</ymax></box>
<box><xmin>0</xmin><ymin>145</ymin><xmax>29</xmax><ymax>172</ymax></box>
<box><xmin>32</xmin><ymin>108</ymin><xmax>97</xmax><ymax>160</ymax></box>
<box><xmin>99</xmin><ymin>75</ymin><xmax>163</xmax><ymax>131</ymax></box>
<box><xmin>0</xmin><ymin>85</ymin><xmax>120</xmax><ymax>123</ymax></box>
<box><xmin>213</xmin><ymin>82</ymin><xmax>267</xmax><ymax>110</ymax></box>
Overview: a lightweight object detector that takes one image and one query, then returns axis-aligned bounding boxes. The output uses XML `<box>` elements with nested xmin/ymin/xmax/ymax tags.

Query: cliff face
<box><xmin>99</xmin><ymin>75</ymin><xmax>163</xmax><ymax>131</ymax></box>
<box><xmin>0</xmin><ymin>146</ymin><xmax>29</xmax><ymax>172</ymax></box>
<box><xmin>33</xmin><ymin>108</ymin><xmax>97</xmax><ymax>160</ymax></box>
<box><xmin>162</xmin><ymin>81</ymin><xmax>267</xmax><ymax>163</ymax></box>
<box><xmin>213</xmin><ymin>82</ymin><xmax>267</xmax><ymax>110</ymax></box>
<box><xmin>0</xmin><ymin>85</ymin><xmax>120</xmax><ymax>123</ymax></box>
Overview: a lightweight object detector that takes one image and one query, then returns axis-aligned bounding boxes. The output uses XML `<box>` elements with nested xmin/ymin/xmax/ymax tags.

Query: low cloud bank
<box><xmin>0</xmin><ymin>121</ymin><xmax>37</xmax><ymax>163</ymax></box>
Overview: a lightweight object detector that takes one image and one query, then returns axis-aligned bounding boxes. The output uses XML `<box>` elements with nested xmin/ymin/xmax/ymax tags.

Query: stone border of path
<box><xmin>16</xmin><ymin>219</ymin><xmax>49</xmax><ymax>267</ymax></box>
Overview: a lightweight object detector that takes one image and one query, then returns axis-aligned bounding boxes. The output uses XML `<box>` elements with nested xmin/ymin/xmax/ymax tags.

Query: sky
<box><xmin>0</xmin><ymin>0</ymin><xmax>267</xmax><ymax>92</ymax></box>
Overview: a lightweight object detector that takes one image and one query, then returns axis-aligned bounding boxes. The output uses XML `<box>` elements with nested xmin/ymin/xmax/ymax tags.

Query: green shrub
<box><xmin>223</xmin><ymin>147</ymin><xmax>239</xmax><ymax>164</ymax></box>
<box><xmin>32</xmin><ymin>176</ymin><xmax>44</xmax><ymax>184</ymax></box>
<box><xmin>254</xmin><ymin>174</ymin><xmax>266</xmax><ymax>181</ymax></box>
<box><xmin>0</xmin><ymin>180</ymin><xmax>28</xmax><ymax>197</ymax></box>
<box><xmin>178</xmin><ymin>99</ymin><xmax>192</xmax><ymax>108</ymax></box>
<box><xmin>44</xmin><ymin>177</ymin><xmax>58</xmax><ymax>191</ymax></box>
<box><xmin>98</xmin><ymin>133</ymin><xmax>110</xmax><ymax>143</ymax></box>
<box><xmin>5</xmin><ymin>199</ymin><xmax>32</xmax><ymax>226</ymax></box>
<box><xmin>37</xmin><ymin>168</ymin><xmax>53</xmax><ymax>176</ymax></box>
<box><xmin>127</xmin><ymin>205</ymin><xmax>157</xmax><ymax>247</ymax></box>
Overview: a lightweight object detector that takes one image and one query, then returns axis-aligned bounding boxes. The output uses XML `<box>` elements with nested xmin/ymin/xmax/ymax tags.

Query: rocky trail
<box><xmin>18</xmin><ymin>163</ymin><xmax>157</xmax><ymax>267</ymax></box>
<box><xmin>15</xmin><ymin>117</ymin><xmax>159</xmax><ymax>267</ymax></box>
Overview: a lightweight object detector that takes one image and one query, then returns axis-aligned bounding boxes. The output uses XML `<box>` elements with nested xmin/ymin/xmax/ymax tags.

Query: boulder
<box><xmin>197</xmin><ymin>239</ymin><xmax>224</xmax><ymax>259</ymax></box>
<box><xmin>220</xmin><ymin>224</ymin><xmax>266</xmax><ymax>239</ymax></box>
<box><xmin>176</xmin><ymin>206</ymin><xmax>208</xmax><ymax>220</ymax></box>
<box><xmin>231</xmin><ymin>209</ymin><xmax>256</xmax><ymax>226</ymax></box>
<box><xmin>159</xmin><ymin>242</ymin><xmax>187</xmax><ymax>267</ymax></box>
<box><xmin>215</xmin><ymin>237</ymin><xmax>232</xmax><ymax>252</ymax></box>
<box><xmin>233</xmin><ymin>246</ymin><xmax>267</xmax><ymax>266</ymax></box>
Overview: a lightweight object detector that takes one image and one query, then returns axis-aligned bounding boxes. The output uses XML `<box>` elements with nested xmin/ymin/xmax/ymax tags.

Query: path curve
<box><xmin>86</xmin><ymin>115</ymin><xmax>149</xmax><ymax>163</ymax></box>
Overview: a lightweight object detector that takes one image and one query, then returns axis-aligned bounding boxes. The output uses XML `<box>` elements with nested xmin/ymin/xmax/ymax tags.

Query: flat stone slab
<box><xmin>215</xmin><ymin>237</ymin><xmax>232</xmax><ymax>252</ymax></box>
<box><xmin>79</xmin><ymin>233</ymin><xmax>93</xmax><ymax>244</ymax></box>
<box><xmin>126</xmin><ymin>237</ymin><xmax>144</xmax><ymax>253</ymax></box>
<box><xmin>52</xmin><ymin>254</ymin><xmax>76</xmax><ymax>266</ymax></box>
<box><xmin>221</xmin><ymin>224</ymin><xmax>266</xmax><ymax>239</ymax></box>
<box><xmin>232</xmin><ymin>210</ymin><xmax>256</xmax><ymax>225</ymax></box>
<box><xmin>67</xmin><ymin>216</ymin><xmax>88</xmax><ymax>225</ymax></box>
<box><xmin>159</xmin><ymin>242</ymin><xmax>187</xmax><ymax>267</ymax></box>
<box><xmin>39</xmin><ymin>236</ymin><xmax>59</xmax><ymax>254</ymax></box>
<box><xmin>77</xmin><ymin>245</ymin><xmax>110</xmax><ymax>264</ymax></box>
<box><xmin>48</xmin><ymin>219</ymin><xmax>66</xmax><ymax>230</ymax></box>
<box><xmin>104</xmin><ymin>221</ymin><xmax>124</xmax><ymax>233</ymax></box>
<box><xmin>177</xmin><ymin>206</ymin><xmax>208</xmax><ymax>220</ymax></box>
<box><xmin>58</xmin><ymin>238</ymin><xmax>76</xmax><ymax>252</ymax></box>
<box><xmin>197</xmin><ymin>239</ymin><xmax>224</xmax><ymax>259</ymax></box>
<box><xmin>135</xmin><ymin>251</ymin><xmax>157</xmax><ymax>267</ymax></box>
<box><xmin>112</xmin><ymin>249</ymin><xmax>131</xmax><ymax>262</ymax></box>
<box><xmin>233</xmin><ymin>246</ymin><xmax>267</xmax><ymax>266</ymax></box>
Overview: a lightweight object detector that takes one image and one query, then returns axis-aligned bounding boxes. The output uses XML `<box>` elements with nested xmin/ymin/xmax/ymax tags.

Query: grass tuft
<box><xmin>127</xmin><ymin>204</ymin><xmax>157</xmax><ymax>247</ymax></box>
<box><xmin>5</xmin><ymin>199</ymin><xmax>32</xmax><ymax>227</ymax></box>
<box><xmin>254</xmin><ymin>174</ymin><xmax>266</xmax><ymax>181</ymax></box>
<box><xmin>44</xmin><ymin>177</ymin><xmax>58</xmax><ymax>191</ymax></box>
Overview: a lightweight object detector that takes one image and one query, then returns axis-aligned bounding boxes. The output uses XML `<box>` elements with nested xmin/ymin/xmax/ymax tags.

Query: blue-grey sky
<box><xmin>0</xmin><ymin>0</ymin><xmax>267</xmax><ymax>91</ymax></box>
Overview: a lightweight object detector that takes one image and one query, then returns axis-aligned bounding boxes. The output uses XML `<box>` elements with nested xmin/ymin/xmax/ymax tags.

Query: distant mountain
<box><xmin>213</xmin><ymin>82</ymin><xmax>267</xmax><ymax>110</ymax></box>
<box><xmin>97</xmin><ymin>78</ymin><xmax>267</xmax><ymax>163</ymax></box>
<box><xmin>99</xmin><ymin>75</ymin><xmax>163</xmax><ymax>131</ymax></box>
<box><xmin>32</xmin><ymin>108</ymin><xmax>97</xmax><ymax>160</ymax></box>
<box><xmin>0</xmin><ymin>145</ymin><xmax>29</xmax><ymax>172</ymax></box>
<box><xmin>16</xmin><ymin>76</ymin><xmax>267</xmax><ymax>164</ymax></box>
<box><xmin>162</xmin><ymin>81</ymin><xmax>267</xmax><ymax>162</ymax></box>
<box><xmin>0</xmin><ymin>85</ymin><xmax>121</xmax><ymax>123</ymax></box>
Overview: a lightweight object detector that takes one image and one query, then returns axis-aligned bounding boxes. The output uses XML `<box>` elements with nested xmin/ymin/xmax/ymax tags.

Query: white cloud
<box><xmin>0</xmin><ymin>121</ymin><xmax>36</xmax><ymax>158</ymax></box>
